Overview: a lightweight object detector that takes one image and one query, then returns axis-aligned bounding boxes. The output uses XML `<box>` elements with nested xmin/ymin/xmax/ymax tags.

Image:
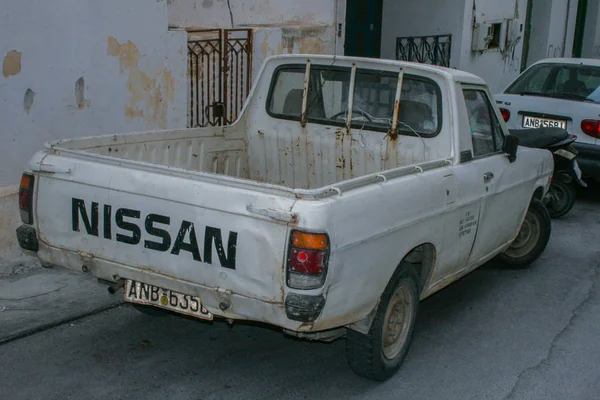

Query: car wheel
<box><xmin>544</xmin><ymin>179</ymin><xmax>576</xmax><ymax>218</ymax></box>
<box><xmin>345</xmin><ymin>264</ymin><xmax>419</xmax><ymax>381</ymax></box>
<box><xmin>497</xmin><ymin>198</ymin><xmax>551</xmax><ymax>269</ymax></box>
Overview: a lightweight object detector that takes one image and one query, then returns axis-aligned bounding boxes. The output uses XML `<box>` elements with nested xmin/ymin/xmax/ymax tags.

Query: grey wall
<box><xmin>0</xmin><ymin>0</ymin><xmax>188</xmax><ymax>188</ymax></box>
<box><xmin>380</xmin><ymin>0</ymin><xmax>466</xmax><ymax>67</ymax></box>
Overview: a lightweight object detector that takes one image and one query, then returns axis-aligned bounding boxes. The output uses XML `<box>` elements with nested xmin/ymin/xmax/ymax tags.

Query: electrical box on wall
<box><xmin>472</xmin><ymin>23</ymin><xmax>494</xmax><ymax>51</ymax></box>
<box><xmin>506</xmin><ymin>19</ymin><xmax>522</xmax><ymax>47</ymax></box>
<box><xmin>472</xmin><ymin>22</ymin><xmax>507</xmax><ymax>51</ymax></box>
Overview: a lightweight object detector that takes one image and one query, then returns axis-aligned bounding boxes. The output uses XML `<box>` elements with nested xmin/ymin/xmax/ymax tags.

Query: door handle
<box><xmin>483</xmin><ymin>172</ymin><xmax>494</xmax><ymax>183</ymax></box>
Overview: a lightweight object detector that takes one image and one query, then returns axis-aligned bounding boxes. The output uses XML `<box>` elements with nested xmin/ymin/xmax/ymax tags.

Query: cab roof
<box><xmin>265</xmin><ymin>54</ymin><xmax>487</xmax><ymax>86</ymax></box>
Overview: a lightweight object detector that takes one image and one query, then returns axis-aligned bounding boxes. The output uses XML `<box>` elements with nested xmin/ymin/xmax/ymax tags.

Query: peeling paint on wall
<box><xmin>3</xmin><ymin>50</ymin><xmax>22</xmax><ymax>78</ymax></box>
<box><xmin>298</xmin><ymin>36</ymin><xmax>325</xmax><ymax>54</ymax></box>
<box><xmin>23</xmin><ymin>89</ymin><xmax>35</xmax><ymax>114</ymax></box>
<box><xmin>75</xmin><ymin>77</ymin><xmax>91</xmax><ymax>109</ymax></box>
<box><xmin>261</xmin><ymin>32</ymin><xmax>271</xmax><ymax>58</ymax></box>
<box><xmin>107</xmin><ymin>36</ymin><xmax>175</xmax><ymax>129</ymax></box>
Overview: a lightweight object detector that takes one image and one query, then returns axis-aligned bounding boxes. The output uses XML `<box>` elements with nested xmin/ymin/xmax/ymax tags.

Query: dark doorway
<box><xmin>572</xmin><ymin>0</ymin><xmax>588</xmax><ymax>58</ymax></box>
<box><xmin>344</xmin><ymin>0</ymin><xmax>384</xmax><ymax>58</ymax></box>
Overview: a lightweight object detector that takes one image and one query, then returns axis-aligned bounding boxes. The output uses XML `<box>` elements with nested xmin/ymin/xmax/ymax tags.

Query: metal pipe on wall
<box><xmin>562</xmin><ymin>0</ymin><xmax>572</xmax><ymax>56</ymax></box>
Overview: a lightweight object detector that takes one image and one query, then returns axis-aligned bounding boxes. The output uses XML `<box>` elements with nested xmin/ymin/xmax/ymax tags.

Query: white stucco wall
<box><xmin>168</xmin><ymin>0</ymin><xmax>338</xmax><ymax>29</ymax></box>
<box><xmin>252</xmin><ymin>26</ymin><xmax>337</xmax><ymax>81</ymax></box>
<box><xmin>169</xmin><ymin>0</ymin><xmax>343</xmax><ymax>82</ymax></box>
<box><xmin>582</xmin><ymin>0</ymin><xmax>600</xmax><ymax>58</ymax></box>
<box><xmin>380</xmin><ymin>0</ymin><xmax>466</xmax><ymax>67</ymax></box>
<box><xmin>528</xmin><ymin>0</ymin><xmax>579</xmax><ymax>64</ymax></box>
<box><xmin>458</xmin><ymin>0</ymin><xmax>528</xmax><ymax>93</ymax></box>
<box><xmin>0</xmin><ymin>0</ymin><xmax>188</xmax><ymax>272</ymax></box>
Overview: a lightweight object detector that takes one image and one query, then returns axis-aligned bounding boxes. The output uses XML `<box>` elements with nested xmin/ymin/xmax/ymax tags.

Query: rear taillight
<box><xmin>581</xmin><ymin>120</ymin><xmax>600</xmax><ymax>139</ymax></box>
<box><xmin>500</xmin><ymin>108</ymin><xmax>511</xmax><ymax>122</ymax></box>
<box><xmin>287</xmin><ymin>230</ymin><xmax>329</xmax><ymax>290</ymax></box>
<box><xmin>19</xmin><ymin>173</ymin><xmax>34</xmax><ymax>224</ymax></box>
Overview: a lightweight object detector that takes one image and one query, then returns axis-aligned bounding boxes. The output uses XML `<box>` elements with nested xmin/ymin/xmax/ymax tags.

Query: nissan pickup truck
<box><xmin>16</xmin><ymin>55</ymin><xmax>554</xmax><ymax>381</ymax></box>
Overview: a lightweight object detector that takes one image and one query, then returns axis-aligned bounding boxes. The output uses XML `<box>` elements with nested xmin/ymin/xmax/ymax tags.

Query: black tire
<box><xmin>496</xmin><ymin>198</ymin><xmax>551</xmax><ymax>269</ymax></box>
<box><xmin>131</xmin><ymin>304</ymin><xmax>169</xmax><ymax>317</ymax></box>
<box><xmin>544</xmin><ymin>179</ymin><xmax>576</xmax><ymax>218</ymax></box>
<box><xmin>346</xmin><ymin>265</ymin><xmax>419</xmax><ymax>381</ymax></box>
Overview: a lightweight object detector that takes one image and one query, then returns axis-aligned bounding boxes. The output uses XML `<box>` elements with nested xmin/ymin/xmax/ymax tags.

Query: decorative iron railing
<box><xmin>188</xmin><ymin>29</ymin><xmax>253</xmax><ymax>128</ymax></box>
<box><xmin>396</xmin><ymin>34</ymin><xmax>452</xmax><ymax>67</ymax></box>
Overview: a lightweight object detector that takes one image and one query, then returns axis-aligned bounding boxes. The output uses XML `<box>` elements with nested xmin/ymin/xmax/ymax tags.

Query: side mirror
<box><xmin>503</xmin><ymin>135</ymin><xmax>519</xmax><ymax>163</ymax></box>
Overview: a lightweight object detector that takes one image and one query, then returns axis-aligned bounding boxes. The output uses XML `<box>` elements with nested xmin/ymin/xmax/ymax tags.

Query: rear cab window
<box><xmin>266</xmin><ymin>64</ymin><xmax>443</xmax><ymax>138</ymax></box>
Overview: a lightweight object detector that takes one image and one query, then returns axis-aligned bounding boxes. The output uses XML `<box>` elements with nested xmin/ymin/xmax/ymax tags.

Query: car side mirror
<box><xmin>503</xmin><ymin>135</ymin><xmax>519</xmax><ymax>163</ymax></box>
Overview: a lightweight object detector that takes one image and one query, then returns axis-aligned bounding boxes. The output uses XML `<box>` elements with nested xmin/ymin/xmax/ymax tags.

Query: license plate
<box><xmin>124</xmin><ymin>280</ymin><xmax>213</xmax><ymax>320</ymax></box>
<box><xmin>522</xmin><ymin>116</ymin><xmax>567</xmax><ymax>129</ymax></box>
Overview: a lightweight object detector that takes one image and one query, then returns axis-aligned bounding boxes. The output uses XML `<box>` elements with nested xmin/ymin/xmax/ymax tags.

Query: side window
<box><xmin>463</xmin><ymin>89</ymin><xmax>504</xmax><ymax>157</ymax></box>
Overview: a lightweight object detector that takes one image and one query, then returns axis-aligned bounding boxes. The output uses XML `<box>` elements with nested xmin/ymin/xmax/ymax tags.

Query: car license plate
<box><xmin>522</xmin><ymin>116</ymin><xmax>567</xmax><ymax>129</ymax></box>
<box><xmin>124</xmin><ymin>280</ymin><xmax>213</xmax><ymax>320</ymax></box>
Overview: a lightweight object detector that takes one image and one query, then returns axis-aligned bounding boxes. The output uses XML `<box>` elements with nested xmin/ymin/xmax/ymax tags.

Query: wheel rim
<box><xmin>381</xmin><ymin>283</ymin><xmax>414</xmax><ymax>360</ymax></box>
<box><xmin>504</xmin><ymin>210</ymin><xmax>541</xmax><ymax>259</ymax></box>
<box><xmin>545</xmin><ymin>183</ymin><xmax>569</xmax><ymax>214</ymax></box>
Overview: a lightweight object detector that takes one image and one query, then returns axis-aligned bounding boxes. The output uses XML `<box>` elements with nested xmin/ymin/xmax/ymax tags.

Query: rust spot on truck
<box><xmin>289</xmin><ymin>213</ymin><xmax>299</xmax><ymax>226</ymax></box>
<box><xmin>298</xmin><ymin>321</ymin><xmax>315</xmax><ymax>330</ymax></box>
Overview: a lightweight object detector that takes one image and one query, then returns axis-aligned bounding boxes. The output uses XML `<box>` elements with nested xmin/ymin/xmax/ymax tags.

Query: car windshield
<box><xmin>505</xmin><ymin>63</ymin><xmax>600</xmax><ymax>103</ymax></box>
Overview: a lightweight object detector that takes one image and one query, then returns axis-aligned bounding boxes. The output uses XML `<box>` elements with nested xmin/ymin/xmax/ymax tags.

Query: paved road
<box><xmin>1</xmin><ymin>195</ymin><xmax>599</xmax><ymax>400</ymax></box>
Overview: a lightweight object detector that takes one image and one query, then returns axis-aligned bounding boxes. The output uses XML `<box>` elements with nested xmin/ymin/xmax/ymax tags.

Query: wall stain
<box><xmin>107</xmin><ymin>36</ymin><xmax>174</xmax><ymax>128</ymax></box>
<box><xmin>298</xmin><ymin>36</ymin><xmax>324</xmax><ymax>54</ymax></box>
<box><xmin>75</xmin><ymin>77</ymin><xmax>91</xmax><ymax>109</ymax></box>
<box><xmin>23</xmin><ymin>89</ymin><xmax>35</xmax><ymax>114</ymax></box>
<box><xmin>3</xmin><ymin>50</ymin><xmax>22</xmax><ymax>78</ymax></box>
<box><xmin>202</xmin><ymin>0</ymin><xmax>213</xmax><ymax>8</ymax></box>
<box><xmin>261</xmin><ymin>32</ymin><xmax>270</xmax><ymax>58</ymax></box>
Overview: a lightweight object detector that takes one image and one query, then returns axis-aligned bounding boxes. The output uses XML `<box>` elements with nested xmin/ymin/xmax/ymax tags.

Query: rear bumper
<box><xmin>31</xmin><ymin>238</ymin><xmax>332</xmax><ymax>332</ymax></box>
<box><xmin>573</xmin><ymin>143</ymin><xmax>600</xmax><ymax>182</ymax></box>
<box><xmin>16</xmin><ymin>225</ymin><xmax>39</xmax><ymax>252</ymax></box>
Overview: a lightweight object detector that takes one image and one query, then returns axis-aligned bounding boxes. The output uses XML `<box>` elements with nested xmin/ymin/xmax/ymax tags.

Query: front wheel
<box><xmin>496</xmin><ymin>198</ymin><xmax>551</xmax><ymax>269</ymax></box>
<box><xmin>345</xmin><ymin>265</ymin><xmax>419</xmax><ymax>381</ymax></box>
<box><xmin>543</xmin><ymin>179</ymin><xmax>576</xmax><ymax>218</ymax></box>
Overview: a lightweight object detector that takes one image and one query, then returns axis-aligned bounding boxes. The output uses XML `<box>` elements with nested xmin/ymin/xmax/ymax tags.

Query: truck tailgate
<box><xmin>33</xmin><ymin>153</ymin><xmax>293</xmax><ymax>303</ymax></box>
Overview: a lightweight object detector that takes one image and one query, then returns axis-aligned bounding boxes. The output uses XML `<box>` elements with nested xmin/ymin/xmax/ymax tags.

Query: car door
<box><xmin>462</xmin><ymin>87</ymin><xmax>533</xmax><ymax>265</ymax></box>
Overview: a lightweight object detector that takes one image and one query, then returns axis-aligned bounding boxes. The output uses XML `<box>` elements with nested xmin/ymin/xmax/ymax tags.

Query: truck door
<box><xmin>461</xmin><ymin>88</ymin><xmax>533</xmax><ymax>264</ymax></box>
<box><xmin>433</xmin><ymin>166</ymin><xmax>482</xmax><ymax>284</ymax></box>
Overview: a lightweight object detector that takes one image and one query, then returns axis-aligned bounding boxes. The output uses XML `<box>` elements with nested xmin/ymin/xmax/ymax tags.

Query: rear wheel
<box><xmin>346</xmin><ymin>265</ymin><xmax>419</xmax><ymax>381</ymax></box>
<box><xmin>497</xmin><ymin>198</ymin><xmax>551</xmax><ymax>268</ymax></box>
<box><xmin>544</xmin><ymin>179</ymin><xmax>576</xmax><ymax>218</ymax></box>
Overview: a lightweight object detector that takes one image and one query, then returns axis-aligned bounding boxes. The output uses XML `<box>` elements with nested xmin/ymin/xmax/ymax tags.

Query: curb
<box><xmin>0</xmin><ymin>301</ymin><xmax>124</xmax><ymax>346</ymax></box>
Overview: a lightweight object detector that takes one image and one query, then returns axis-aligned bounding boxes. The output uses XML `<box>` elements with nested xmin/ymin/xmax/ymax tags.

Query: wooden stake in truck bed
<box><xmin>17</xmin><ymin>55</ymin><xmax>553</xmax><ymax>380</ymax></box>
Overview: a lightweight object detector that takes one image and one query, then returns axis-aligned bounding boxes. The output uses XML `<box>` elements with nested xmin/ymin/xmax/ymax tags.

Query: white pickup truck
<box><xmin>16</xmin><ymin>55</ymin><xmax>553</xmax><ymax>381</ymax></box>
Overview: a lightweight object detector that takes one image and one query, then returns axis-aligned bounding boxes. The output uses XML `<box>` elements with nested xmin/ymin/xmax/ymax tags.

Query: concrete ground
<box><xmin>0</xmin><ymin>191</ymin><xmax>598</xmax><ymax>400</ymax></box>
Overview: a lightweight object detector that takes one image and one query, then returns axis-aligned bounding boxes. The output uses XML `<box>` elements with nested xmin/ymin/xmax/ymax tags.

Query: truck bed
<box><xmin>48</xmin><ymin>119</ymin><xmax>449</xmax><ymax>191</ymax></box>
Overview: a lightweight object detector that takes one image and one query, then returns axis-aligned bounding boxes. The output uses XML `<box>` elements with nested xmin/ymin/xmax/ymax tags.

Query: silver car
<box><xmin>495</xmin><ymin>58</ymin><xmax>600</xmax><ymax>183</ymax></box>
